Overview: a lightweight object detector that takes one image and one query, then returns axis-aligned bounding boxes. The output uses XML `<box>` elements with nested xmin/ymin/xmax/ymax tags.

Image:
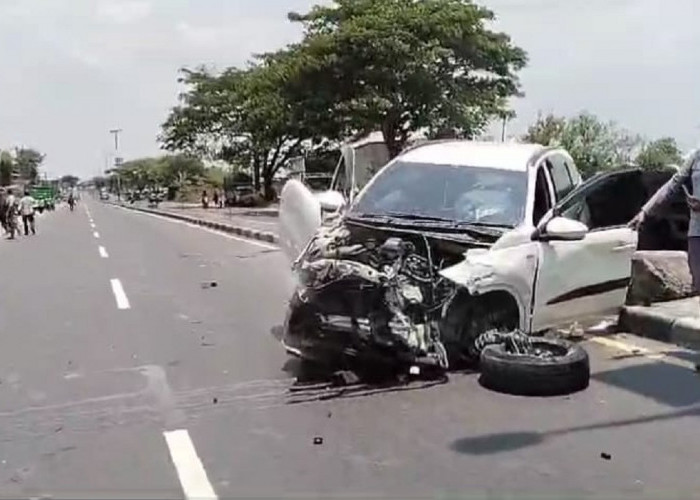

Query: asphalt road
<box><xmin>3</xmin><ymin>200</ymin><xmax>700</xmax><ymax>498</ymax></box>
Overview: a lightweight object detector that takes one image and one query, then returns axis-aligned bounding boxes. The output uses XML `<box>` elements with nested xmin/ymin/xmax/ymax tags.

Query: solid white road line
<box><xmin>93</xmin><ymin>231</ymin><xmax>100</xmax><ymax>239</ymax></box>
<box><xmin>113</xmin><ymin>206</ymin><xmax>278</xmax><ymax>251</ymax></box>
<box><xmin>164</xmin><ymin>429</ymin><xmax>218</xmax><ymax>500</ymax></box>
<box><xmin>110</xmin><ymin>278</ymin><xmax>130</xmax><ymax>310</ymax></box>
<box><xmin>98</xmin><ymin>246</ymin><xmax>109</xmax><ymax>258</ymax></box>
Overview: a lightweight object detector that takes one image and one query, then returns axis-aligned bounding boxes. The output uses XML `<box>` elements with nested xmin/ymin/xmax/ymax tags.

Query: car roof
<box><xmin>399</xmin><ymin>140</ymin><xmax>548</xmax><ymax>171</ymax></box>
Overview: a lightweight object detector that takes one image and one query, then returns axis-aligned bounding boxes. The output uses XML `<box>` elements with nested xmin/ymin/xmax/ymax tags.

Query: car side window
<box><xmin>559</xmin><ymin>172</ymin><xmax>646</xmax><ymax>231</ymax></box>
<box><xmin>547</xmin><ymin>155</ymin><xmax>574</xmax><ymax>200</ymax></box>
<box><xmin>533</xmin><ymin>166</ymin><xmax>552</xmax><ymax>225</ymax></box>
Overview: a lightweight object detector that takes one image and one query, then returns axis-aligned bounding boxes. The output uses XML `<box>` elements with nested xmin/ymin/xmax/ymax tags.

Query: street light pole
<box><xmin>109</xmin><ymin>128</ymin><xmax>123</xmax><ymax>201</ymax></box>
<box><xmin>109</xmin><ymin>128</ymin><xmax>122</xmax><ymax>152</ymax></box>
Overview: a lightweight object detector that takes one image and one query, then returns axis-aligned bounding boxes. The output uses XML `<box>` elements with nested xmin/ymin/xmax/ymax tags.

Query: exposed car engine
<box><xmin>290</xmin><ymin>219</ymin><xmax>466</xmax><ymax>370</ymax></box>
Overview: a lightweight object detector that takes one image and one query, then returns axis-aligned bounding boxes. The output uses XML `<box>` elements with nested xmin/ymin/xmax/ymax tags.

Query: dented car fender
<box><xmin>439</xmin><ymin>229</ymin><xmax>540</xmax><ymax>332</ymax></box>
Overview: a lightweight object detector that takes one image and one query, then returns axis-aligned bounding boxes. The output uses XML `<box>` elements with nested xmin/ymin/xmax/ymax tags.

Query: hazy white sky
<box><xmin>0</xmin><ymin>0</ymin><xmax>697</xmax><ymax>178</ymax></box>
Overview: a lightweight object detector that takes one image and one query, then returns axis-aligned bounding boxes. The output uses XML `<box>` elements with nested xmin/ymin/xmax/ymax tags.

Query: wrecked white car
<box><xmin>279</xmin><ymin>140</ymin><xmax>685</xmax><ymax>394</ymax></box>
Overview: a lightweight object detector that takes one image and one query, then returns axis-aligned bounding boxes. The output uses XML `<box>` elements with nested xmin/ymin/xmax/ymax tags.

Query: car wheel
<box><xmin>441</xmin><ymin>291</ymin><xmax>519</xmax><ymax>368</ymax></box>
<box><xmin>479</xmin><ymin>337</ymin><xmax>590</xmax><ymax>396</ymax></box>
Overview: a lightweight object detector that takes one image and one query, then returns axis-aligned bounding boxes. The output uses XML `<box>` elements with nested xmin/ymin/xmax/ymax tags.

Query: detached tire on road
<box><xmin>479</xmin><ymin>338</ymin><xmax>590</xmax><ymax>396</ymax></box>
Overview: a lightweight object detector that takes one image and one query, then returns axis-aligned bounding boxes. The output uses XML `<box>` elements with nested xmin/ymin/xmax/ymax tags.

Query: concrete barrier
<box><xmin>107</xmin><ymin>201</ymin><xmax>279</xmax><ymax>245</ymax></box>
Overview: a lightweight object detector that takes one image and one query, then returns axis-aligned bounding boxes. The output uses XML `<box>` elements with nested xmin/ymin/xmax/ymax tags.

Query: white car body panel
<box><xmin>439</xmin><ymin>226</ymin><xmax>540</xmax><ymax>332</ymax></box>
<box><xmin>278</xmin><ymin>179</ymin><xmax>323</xmax><ymax>263</ymax></box>
<box><xmin>400</xmin><ymin>141</ymin><xmax>545</xmax><ymax>171</ymax></box>
<box><xmin>529</xmin><ymin>226</ymin><xmax>638</xmax><ymax>332</ymax></box>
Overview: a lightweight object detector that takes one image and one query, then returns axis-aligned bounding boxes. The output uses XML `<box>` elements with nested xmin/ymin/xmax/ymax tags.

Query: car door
<box><xmin>529</xmin><ymin>169</ymin><xmax>644</xmax><ymax>332</ymax></box>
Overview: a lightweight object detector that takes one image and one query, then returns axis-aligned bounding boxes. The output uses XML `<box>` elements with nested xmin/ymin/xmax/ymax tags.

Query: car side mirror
<box><xmin>532</xmin><ymin>216</ymin><xmax>588</xmax><ymax>242</ymax></box>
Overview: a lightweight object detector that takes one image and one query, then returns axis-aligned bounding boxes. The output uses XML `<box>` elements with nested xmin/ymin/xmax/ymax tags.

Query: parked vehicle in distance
<box><xmin>226</xmin><ymin>185</ymin><xmax>260</xmax><ymax>207</ymax></box>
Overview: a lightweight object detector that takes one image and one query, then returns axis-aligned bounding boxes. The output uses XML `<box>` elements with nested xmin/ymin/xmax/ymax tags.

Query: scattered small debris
<box><xmin>53</xmin><ymin>425</ymin><xmax>63</xmax><ymax>433</ymax></box>
<box><xmin>327</xmin><ymin>411</ymin><xmax>332</xmax><ymax>418</ymax></box>
<box><xmin>600</xmin><ymin>452</ymin><xmax>612</xmax><ymax>460</ymax></box>
<box><xmin>201</xmin><ymin>281</ymin><xmax>218</xmax><ymax>289</ymax></box>
<box><xmin>409</xmin><ymin>366</ymin><xmax>420</xmax><ymax>376</ymax></box>
<box><xmin>313</xmin><ymin>437</ymin><xmax>323</xmax><ymax>445</ymax></box>
<box><xmin>212</xmin><ymin>397</ymin><xmax>218</xmax><ymax>404</ymax></box>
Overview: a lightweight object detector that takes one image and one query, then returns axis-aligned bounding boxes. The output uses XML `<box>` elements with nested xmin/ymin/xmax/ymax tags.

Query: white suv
<box><xmin>278</xmin><ymin>140</ymin><xmax>660</xmax><ymax>368</ymax></box>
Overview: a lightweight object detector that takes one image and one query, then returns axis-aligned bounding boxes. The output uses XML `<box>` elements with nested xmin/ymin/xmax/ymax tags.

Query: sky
<box><xmin>0</xmin><ymin>0</ymin><xmax>697</xmax><ymax>178</ymax></box>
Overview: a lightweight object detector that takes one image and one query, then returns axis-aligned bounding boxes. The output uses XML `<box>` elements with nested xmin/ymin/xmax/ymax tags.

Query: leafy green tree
<box><xmin>60</xmin><ymin>175</ymin><xmax>80</xmax><ymax>187</ymax></box>
<box><xmin>635</xmin><ymin>137</ymin><xmax>683</xmax><ymax>169</ymax></box>
<box><xmin>523</xmin><ymin>112</ymin><xmax>642</xmax><ymax>178</ymax></box>
<box><xmin>161</xmin><ymin>63</ymin><xmax>307</xmax><ymax>199</ymax></box>
<box><xmin>522</xmin><ymin>112</ymin><xmax>567</xmax><ymax>146</ymax></box>
<box><xmin>14</xmin><ymin>147</ymin><xmax>44</xmax><ymax>183</ymax></box>
<box><xmin>0</xmin><ymin>151</ymin><xmax>13</xmax><ymax>186</ymax></box>
<box><xmin>286</xmin><ymin>0</ymin><xmax>528</xmax><ymax>157</ymax></box>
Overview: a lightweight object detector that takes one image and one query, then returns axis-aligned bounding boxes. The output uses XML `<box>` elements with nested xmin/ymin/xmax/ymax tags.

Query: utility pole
<box><xmin>109</xmin><ymin>128</ymin><xmax>122</xmax><ymax>152</ymax></box>
<box><xmin>109</xmin><ymin>128</ymin><xmax>123</xmax><ymax>200</ymax></box>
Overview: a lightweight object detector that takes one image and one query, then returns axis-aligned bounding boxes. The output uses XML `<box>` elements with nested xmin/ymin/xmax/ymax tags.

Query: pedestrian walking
<box><xmin>19</xmin><ymin>189</ymin><xmax>36</xmax><ymax>236</ymax></box>
<box><xmin>212</xmin><ymin>190</ymin><xmax>219</xmax><ymax>208</ymax></box>
<box><xmin>630</xmin><ymin>150</ymin><xmax>700</xmax><ymax>293</ymax></box>
<box><xmin>202</xmin><ymin>189</ymin><xmax>209</xmax><ymax>209</ymax></box>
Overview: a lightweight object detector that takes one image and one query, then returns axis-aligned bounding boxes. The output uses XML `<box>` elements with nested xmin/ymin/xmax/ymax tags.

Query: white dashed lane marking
<box><xmin>98</xmin><ymin>246</ymin><xmax>108</xmax><ymax>258</ymax></box>
<box><xmin>93</xmin><ymin>231</ymin><xmax>100</xmax><ymax>239</ymax></box>
<box><xmin>164</xmin><ymin>429</ymin><xmax>218</xmax><ymax>500</ymax></box>
<box><xmin>109</xmin><ymin>278</ymin><xmax>130</xmax><ymax>310</ymax></box>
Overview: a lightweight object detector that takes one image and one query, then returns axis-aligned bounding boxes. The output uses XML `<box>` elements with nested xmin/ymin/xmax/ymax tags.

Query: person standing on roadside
<box><xmin>212</xmin><ymin>190</ymin><xmax>219</xmax><ymax>209</ymax></box>
<box><xmin>4</xmin><ymin>188</ymin><xmax>18</xmax><ymax>239</ymax></box>
<box><xmin>19</xmin><ymin>189</ymin><xmax>36</xmax><ymax>236</ymax></box>
<box><xmin>630</xmin><ymin>150</ymin><xmax>700</xmax><ymax>292</ymax></box>
<box><xmin>0</xmin><ymin>188</ymin><xmax>6</xmax><ymax>235</ymax></box>
<box><xmin>201</xmin><ymin>189</ymin><xmax>209</xmax><ymax>209</ymax></box>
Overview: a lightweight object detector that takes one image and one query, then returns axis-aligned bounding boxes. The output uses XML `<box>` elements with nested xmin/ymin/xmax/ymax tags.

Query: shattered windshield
<box><xmin>350</xmin><ymin>161</ymin><xmax>528</xmax><ymax>228</ymax></box>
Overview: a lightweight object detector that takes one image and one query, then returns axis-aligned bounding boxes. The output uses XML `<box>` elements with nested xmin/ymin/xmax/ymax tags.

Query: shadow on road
<box><xmin>593</xmin><ymin>359</ymin><xmax>700</xmax><ymax>407</ymax></box>
<box><xmin>451</xmin><ymin>405</ymin><xmax>700</xmax><ymax>456</ymax></box>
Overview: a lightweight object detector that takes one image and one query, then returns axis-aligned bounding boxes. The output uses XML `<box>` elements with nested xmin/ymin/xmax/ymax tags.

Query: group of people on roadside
<box><xmin>0</xmin><ymin>188</ymin><xmax>37</xmax><ymax>240</ymax></box>
<box><xmin>201</xmin><ymin>189</ymin><xmax>224</xmax><ymax>209</ymax></box>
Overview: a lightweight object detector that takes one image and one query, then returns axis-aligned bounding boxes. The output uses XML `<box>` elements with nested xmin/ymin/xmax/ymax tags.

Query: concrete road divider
<box><xmin>109</xmin><ymin>202</ymin><xmax>278</xmax><ymax>245</ymax></box>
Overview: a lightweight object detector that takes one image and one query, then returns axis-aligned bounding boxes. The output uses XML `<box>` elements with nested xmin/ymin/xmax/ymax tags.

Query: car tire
<box><xmin>479</xmin><ymin>338</ymin><xmax>590</xmax><ymax>396</ymax></box>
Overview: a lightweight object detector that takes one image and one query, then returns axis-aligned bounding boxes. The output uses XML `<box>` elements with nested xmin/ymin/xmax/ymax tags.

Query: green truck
<box><xmin>30</xmin><ymin>183</ymin><xmax>56</xmax><ymax>212</ymax></box>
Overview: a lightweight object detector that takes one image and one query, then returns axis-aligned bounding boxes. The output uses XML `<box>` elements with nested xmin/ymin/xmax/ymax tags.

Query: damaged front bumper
<box><xmin>282</xmin><ymin>219</ymin><xmax>502</xmax><ymax>372</ymax></box>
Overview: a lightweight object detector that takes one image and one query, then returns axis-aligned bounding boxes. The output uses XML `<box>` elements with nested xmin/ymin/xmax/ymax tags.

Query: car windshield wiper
<box><xmin>382</xmin><ymin>212</ymin><xmax>455</xmax><ymax>223</ymax></box>
<box><xmin>455</xmin><ymin>221</ymin><xmax>514</xmax><ymax>230</ymax></box>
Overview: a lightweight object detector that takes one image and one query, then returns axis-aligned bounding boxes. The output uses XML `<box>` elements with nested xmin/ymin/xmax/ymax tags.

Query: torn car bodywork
<box><xmin>283</xmin><ymin>210</ymin><xmax>522</xmax><ymax>370</ymax></box>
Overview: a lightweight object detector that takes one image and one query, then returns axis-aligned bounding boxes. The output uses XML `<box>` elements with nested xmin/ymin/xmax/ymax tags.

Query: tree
<box><xmin>635</xmin><ymin>137</ymin><xmax>683</xmax><ymax>169</ymax></box>
<box><xmin>522</xmin><ymin>112</ymin><xmax>567</xmax><ymax>146</ymax></box>
<box><xmin>286</xmin><ymin>0</ymin><xmax>528</xmax><ymax>157</ymax></box>
<box><xmin>522</xmin><ymin>112</ymin><xmax>642</xmax><ymax>179</ymax></box>
<box><xmin>161</xmin><ymin>61</ymin><xmax>308</xmax><ymax>199</ymax></box>
<box><xmin>92</xmin><ymin>176</ymin><xmax>107</xmax><ymax>189</ymax></box>
<box><xmin>0</xmin><ymin>151</ymin><xmax>13</xmax><ymax>186</ymax></box>
<box><xmin>14</xmin><ymin>148</ymin><xmax>44</xmax><ymax>183</ymax></box>
<box><xmin>60</xmin><ymin>175</ymin><xmax>80</xmax><ymax>187</ymax></box>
